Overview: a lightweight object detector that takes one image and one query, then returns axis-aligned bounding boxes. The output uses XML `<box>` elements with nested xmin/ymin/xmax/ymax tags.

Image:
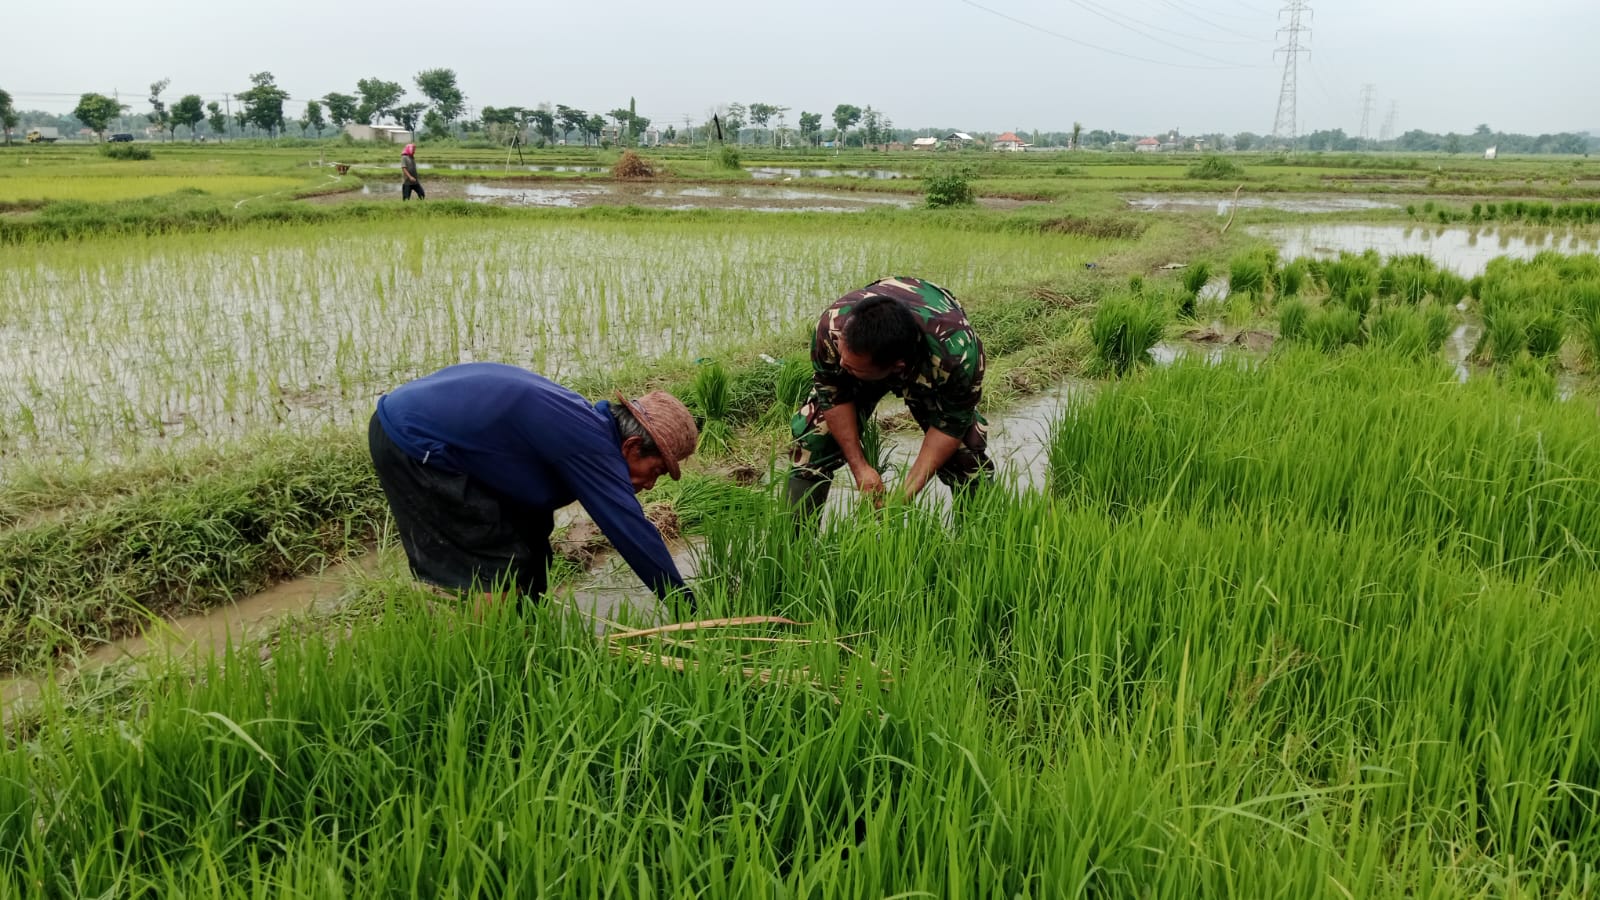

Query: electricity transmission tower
<box><xmin>1358</xmin><ymin>83</ymin><xmax>1376</xmax><ymax>144</ymax></box>
<box><xmin>1271</xmin><ymin>0</ymin><xmax>1312</xmax><ymax>147</ymax></box>
<box><xmin>1379</xmin><ymin>101</ymin><xmax>1398</xmax><ymax>143</ymax></box>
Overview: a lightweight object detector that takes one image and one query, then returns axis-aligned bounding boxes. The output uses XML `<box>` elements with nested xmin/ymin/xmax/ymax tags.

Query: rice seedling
<box><xmin>693</xmin><ymin>362</ymin><xmax>734</xmax><ymax>455</ymax></box>
<box><xmin>0</xmin><ymin>214</ymin><xmax>1106</xmax><ymax>471</ymax></box>
<box><xmin>1276</xmin><ymin>259</ymin><xmax>1305</xmax><ymax>297</ymax></box>
<box><xmin>1302</xmin><ymin>306</ymin><xmax>1363</xmax><ymax>351</ymax></box>
<box><xmin>1365</xmin><ymin>306</ymin><xmax>1434</xmax><ymax>359</ymax></box>
<box><xmin>1180</xmin><ymin>261</ymin><xmax>1211</xmax><ymax>296</ymax></box>
<box><xmin>1226</xmin><ymin>252</ymin><xmax>1271</xmax><ymax>299</ymax></box>
<box><xmin>1277</xmin><ymin>298</ymin><xmax>1309</xmax><ymax>341</ymax></box>
<box><xmin>1089</xmin><ymin>294</ymin><xmax>1167</xmax><ymax>375</ymax></box>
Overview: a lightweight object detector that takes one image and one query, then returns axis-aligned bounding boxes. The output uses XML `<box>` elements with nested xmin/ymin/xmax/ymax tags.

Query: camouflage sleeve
<box><xmin>809</xmin><ymin>305</ymin><xmax>854</xmax><ymax>410</ymax></box>
<box><xmin>926</xmin><ymin>327</ymin><xmax>984</xmax><ymax>438</ymax></box>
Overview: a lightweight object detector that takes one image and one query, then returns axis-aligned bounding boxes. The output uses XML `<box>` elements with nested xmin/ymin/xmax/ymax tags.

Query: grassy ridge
<box><xmin>0</xmin><ymin>431</ymin><xmax>382</xmax><ymax>671</ymax></box>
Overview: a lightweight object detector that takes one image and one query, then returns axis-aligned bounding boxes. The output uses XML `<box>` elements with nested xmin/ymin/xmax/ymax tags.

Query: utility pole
<box><xmin>1358</xmin><ymin>83</ymin><xmax>1376</xmax><ymax>145</ymax></box>
<box><xmin>1379</xmin><ymin>101</ymin><xmax>1398</xmax><ymax>143</ymax></box>
<box><xmin>1271</xmin><ymin>0</ymin><xmax>1311</xmax><ymax>148</ymax></box>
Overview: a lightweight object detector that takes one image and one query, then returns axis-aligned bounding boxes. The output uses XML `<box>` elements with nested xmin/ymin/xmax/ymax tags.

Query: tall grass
<box><xmin>1089</xmin><ymin>295</ymin><xmax>1167</xmax><ymax>375</ymax></box>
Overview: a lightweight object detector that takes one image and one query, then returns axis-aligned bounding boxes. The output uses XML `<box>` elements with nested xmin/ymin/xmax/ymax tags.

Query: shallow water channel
<box><xmin>1129</xmin><ymin>195</ymin><xmax>1400</xmax><ymax>214</ymax></box>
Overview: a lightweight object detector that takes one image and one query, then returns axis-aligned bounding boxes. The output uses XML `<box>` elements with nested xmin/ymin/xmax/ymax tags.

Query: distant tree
<box><xmin>831</xmin><ymin>104</ymin><xmax>861</xmax><ymax>146</ymax></box>
<box><xmin>205</xmin><ymin>101</ymin><xmax>227</xmax><ymax>140</ymax></box>
<box><xmin>798</xmin><ymin>110</ymin><xmax>822</xmax><ymax>147</ymax></box>
<box><xmin>324</xmin><ymin>92</ymin><xmax>359</xmax><ymax>128</ymax></box>
<box><xmin>392</xmin><ymin>102</ymin><xmax>426</xmax><ymax>132</ymax></box>
<box><xmin>414</xmin><ymin>68</ymin><xmax>464</xmax><ymax>130</ymax></box>
<box><xmin>629</xmin><ymin>97</ymin><xmax>637</xmax><ymax>144</ymax></box>
<box><xmin>238</xmin><ymin>72</ymin><xmax>289</xmax><ymax>136</ymax></box>
<box><xmin>1071</xmin><ymin>121</ymin><xmax>1083</xmax><ymax>149</ymax></box>
<box><xmin>556</xmin><ymin>105</ymin><xmax>586</xmax><ymax>144</ymax></box>
<box><xmin>148</xmin><ymin>79</ymin><xmax>172</xmax><ymax>140</ymax></box>
<box><xmin>301</xmin><ymin>99</ymin><xmax>326</xmax><ymax>137</ymax></box>
<box><xmin>861</xmin><ymin>106</ymin><xmax>882</xmax><ymax>146</ymax></box>
<box><xmin>0</xmin><ymin>88</ymin><xmax>16</xmax><ymax>145</ymax></box>
<box><xmin>1233</xmin><ymin>131</ymin><xmax>1258</xmax><ymax>151</ymax></box>
<box><xmin>422</xmin><ymin>109</ymin><xmax>448</xmax><ymax>139</ymax></box>
<box><xmin>748</xmin><ymin>103</ymin><xmax>777</xmax><ymax>144</ymax></box>
<box><xmin>1444</xmin><ymin>133</ymin><xmax>1462</xmax><ymax>154</ymax></box>
<box><xmin>234</xmin><ymin>111</ymin><xmax>248</xmax><ymax>137</ymax></box>
<box><xmin>355</xmin><ymin>77</ymin><xmax>405</xmax><ymax>124</ymax></box>
<box><xmin>529</xmin><ymin>107</ymin><xmax>555</xmax><ymax>145</ymax></box>
<box><xmin>171</xmin><ymin>94</ymin><xmax>205</xmax><ymax>140</ymax></box>
<box><xmin>584</xmin><ymin>114</ymin><xmax>605</xmax><ymax>146</ymax></box>
<box><xmin>608</xmin><ymin>108</ymin><xmax>631</xmax><ymax>144</ymax></box>
<box><xmin>73</xmin><ymin>92</ymin><xmax>126</xmax><ymax>140</ymax></box>
<box><xmin>724</xmin><ymin>103</ymin><xmax>746</xmax><ymax>142</ymax></box>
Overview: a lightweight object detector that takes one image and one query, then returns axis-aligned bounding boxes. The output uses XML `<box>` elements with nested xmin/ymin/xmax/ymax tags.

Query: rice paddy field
<box><xmin>3</xmin><ymin>140</ymin><xmax>1600</xmax><ymax>897</ymax></box>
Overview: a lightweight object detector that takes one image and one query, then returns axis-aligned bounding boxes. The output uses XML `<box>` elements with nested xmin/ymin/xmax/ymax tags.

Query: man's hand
<box><xmin>903</xmin><ymin>428</ymin><xmax>962</xmax><ymax>502</ymax></box>
<box><xmin>850</xmin><ymin>462</ymin><xmax>886</xmax><ymax>506</ymax></box>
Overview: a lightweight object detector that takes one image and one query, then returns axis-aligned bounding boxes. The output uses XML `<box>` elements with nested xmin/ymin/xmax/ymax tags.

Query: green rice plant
<box><xmin>1276</xmin><ymin>260</ymin><xmax>1305</xmax><ymax>298</ymax></box>
<box><xmin>1524</xmin><ymin>309</ymin><xmax>1566</xmax><ymax>359</ymax></box>
<box><xmin>1340</xmin><ymin>281</ymin><xmax>1376</xmax><ymax>319</ymax></box>
<box><xmin>1323</xmin><ymin>256</ymin><xmax>1373</xmax><ymax>305</ymax></box>
<box><xmin>1226</xmin><ymin>252</ymin><xmax>1270</xmax><ymax>299</ymax></box>
<box><xmin>1570</xmin><ymin>280</ymin><xmax>1600</xmax><ymax>366</ymax></box>
<box><xmin>1477</xmin><ymin>305</ymin><xmax>1526</xmax><ymax>365</ymax></box>
<box><xmin>1423</xmin><ymin>306</ymin><xmax>1453</xmax><ymax>352</ymax></box>
<box><xmin>1433</xmin><ymin>271</ymin><xmax>1469</xmax><ymax>306</ymax></box>
<box><xmin>1302</xmin><ymin>306</ymin><xmax>1363</xmax><ymax>352</ymax></box>
<box><xmin>1384</xmin><ymin>255</ymin><xmax>1436</xmax><ymax>305</ymax></box>
<box><xmin>693</xmin><ymin>362</ymin><xmax>733</xmax><ymax>455</ymax></box>
<box><xmin>1365</xmin><ymin>306</ymin><xmax>1433</xmax><ymax>359</ymax></box>
<box><xmin>1277</xmin><ymin>298</ymin><xmax>1309</xmax><ymax>342</ymax></box>
<box><xmin>1127</xmin><ymin>273</ymin><xmax>1144</xmax><ymax>296</ymax></box>
<box><xmin>1089</xmin><ymin>294</ymin><xmax>1167</xmax><ymax>375</ymax></box>
<box><xmin>1180</xmin><ymin>261</ymin><xmax>1211</xmax><ymax>296</ymax></box>
<box><xmin>1185</xmin><ymin>154</ymin><xmax>1243</xmax><ymax>179</ymax></box>
<box><xmin>1502</xmin><ymin>352</ymin><xmax>1558</xmax><ymax>400</ymax></box>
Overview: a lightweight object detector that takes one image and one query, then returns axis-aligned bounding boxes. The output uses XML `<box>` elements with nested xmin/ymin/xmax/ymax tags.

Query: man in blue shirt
<box><xmin>368</xmin><ymin>363</ymin><xmax>699</xmax><ymax>610</ymax></box>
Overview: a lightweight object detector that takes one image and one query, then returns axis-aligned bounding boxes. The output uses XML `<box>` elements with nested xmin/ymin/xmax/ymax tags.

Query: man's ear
<box><xmin>619</xmin><ymin>435</ymin><xmax>645</xmax><ymax>457</ymax></box>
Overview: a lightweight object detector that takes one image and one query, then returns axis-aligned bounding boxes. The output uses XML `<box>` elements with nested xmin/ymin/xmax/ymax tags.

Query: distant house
<box><xmin>1484</xmin><ymin>146</ymin><xmax>1498</xmax><ymax>160</ymax></box>
<box><xmin>1135</xmin><ymin>137</ymin><xmax>1161</xmax><ymax>153</ymax></box>
<box><xmin>992</xmin><ymin>131</ymin><xmax>1027</xmax><ymax>152</ymax></box>
<box><xmin>944</xmin><ymin>131</ymin><xmax>974</xmax><ymax>149</ymax></box>
<box><xmin>344</xmin><ymin>124</ymin><xmax>413</xmax><ymax>144</ymax></box>
<box><xmin>911</xmin><ymin>136</ymin><xmax>939</xmax><ymax>150</ymax></box>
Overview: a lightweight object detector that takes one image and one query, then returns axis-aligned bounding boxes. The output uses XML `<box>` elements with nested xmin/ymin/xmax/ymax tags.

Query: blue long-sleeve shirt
<box><xmin>375</xmin><ymin>363</ymin><xmax>689</xmax><ymax>602</ymax></box>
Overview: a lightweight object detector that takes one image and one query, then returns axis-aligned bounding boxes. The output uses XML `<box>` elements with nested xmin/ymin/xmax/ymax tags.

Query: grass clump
<box><xmin>922</xmin><ymin>165</ymin><xmax>976</xmax><ymax>209</ymax></box>
<box><xmin>1186</xmin><ymin>154</ymin><xmax>1244</xmax><ymax>180</ymax></box>
<box><xmin>99</xmin><ymin>143</ymin><xmax>154</xmax><ymax>161</ymax></box>
<box><xmin>1089</xmin><ymin>294</ymin><xmax>1166</xmax><ymax>375</ymax></box>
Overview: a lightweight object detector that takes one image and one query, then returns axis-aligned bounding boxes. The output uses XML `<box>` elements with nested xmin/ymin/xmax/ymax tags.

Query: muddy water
<box><xmin>1258</xmin><ymin>224</ymin><xmax>1600</xmax><ymax>276</ymax></box>
<box><xmin>2</xmin><ymin>559</ymin><xmax>373</xmax><ymax>722</ymax></box>
<box><xmin>1129</xmin><ymin>195</ymin><xmax>1400</xmax><ymax>214</ymax></box>
<box><xmin>350</xmin><ymin>180</ymin><xmax>917</xmax><ymax>212</ymax></box>
<box><xmin>748</xmin><ymin>167</ymin><xmax>906</xmax><ymax>180</ymax></box>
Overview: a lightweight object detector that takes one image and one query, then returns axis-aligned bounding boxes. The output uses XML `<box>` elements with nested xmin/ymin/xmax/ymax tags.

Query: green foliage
<box><xmin>714</xmin><ymin>143</ymin><xmax>742</xmax><ymax>170</ymax></box>
<box><xmin>1366</xmin><ymin>307</ymin><xmax>1436</xmax><ymax>359</ymax></box>
<box><xmin>1185</xmin><ymin>154</ymin><xmax>1244</xmax><ymax>180</ymax></box>
<box><xmin>1303</xmin><ymin>306</ymin><xmax>1363</xmax><ymax>352</ymax></box>
<box><xmin>922</xmin><ymin>166</ymin><xmax>976</xmax><ymax>209</ymax></box>
<box><xmin>99</xmin><ymin>142</ymin><xmax>154</xmax><ymax>161</ymax></box>
<box><xmin>1090</xmin><ymin>295</ymin><xmax>1166</xmax><ymax>375</ymax></box>
<box><xmin>1180</xmin><ymin>261</ymin><xmax>1211</xmax><ymax>296</ymax></box>
<box><xmin>72</xmin><ymin>92</ymin><xmax>126</xmax><ymax>136</ymax></box>
<box><xmin>1226</xmin><ymin>253</ymin><xmax>1271</xmax><ymax>298</ymax></box>
<box><xmin>1277</xmin><ymin>260</ymin><xmax>1305</xmax><ymax>298</ymax></box>
<box><xmin>1277</xmin><ymin>298</ymin><xmax>1309</xmax><ymax>342</ymax></box>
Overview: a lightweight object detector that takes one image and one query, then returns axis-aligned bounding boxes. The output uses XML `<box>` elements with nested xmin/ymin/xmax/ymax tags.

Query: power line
<box><xmin>1271</xmin><ymin>0</ymin><xmax>1311</xmax><ymax>145</ymax></box>
<box><xmin>1146</xmin><ymin>0</ymin><xmax>1274</xmax><ymax>41</ymax></box>
<box><xmin>1052</xmin><ymin>0</ymin><xmax>1269</xmax><ymax>64</ymax></box>
<box><xmin>958</xmin><ymin>0</ymin><xmax>1261</xmax><ymax>70</ymax></box>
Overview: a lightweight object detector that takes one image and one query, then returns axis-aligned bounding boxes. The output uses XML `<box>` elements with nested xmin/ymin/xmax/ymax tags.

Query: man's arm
<box><xmin>901</xmin><ymin>428</ymin><xmax>962</xmax><ymax>500</ymax></box>
<box><xmin>559</xmin><ymin>453</ymin><xmax>693</xmax><ymax>607</ymax></box>
<box><xmin>821</xmin><ymin>402</ymin><xmax>883</xmax><ymax>497</ymax></box>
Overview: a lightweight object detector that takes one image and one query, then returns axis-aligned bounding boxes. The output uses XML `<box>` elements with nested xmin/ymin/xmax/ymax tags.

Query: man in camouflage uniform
<box><xmin>788</xmin><ymin>276</ymin><xmax>993</xmax><ymax>521</ymax></box>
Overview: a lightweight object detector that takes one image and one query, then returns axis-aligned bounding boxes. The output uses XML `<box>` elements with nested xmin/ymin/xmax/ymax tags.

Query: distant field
<box><xmin>0</xmin><ymin>174</ymin><xmax>311</xmax><ymax>203</ymax></box>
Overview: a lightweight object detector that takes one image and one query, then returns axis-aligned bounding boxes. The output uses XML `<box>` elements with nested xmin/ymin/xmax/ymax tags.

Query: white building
<box><xmin>343</xmin><ymin>124</ymin><xmax>413</xmax><ymax>144</ymax></box>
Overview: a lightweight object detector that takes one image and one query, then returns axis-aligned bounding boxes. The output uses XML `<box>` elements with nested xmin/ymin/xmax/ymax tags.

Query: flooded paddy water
<box><xmin>0</xmin><ymin>217</ymin><xmax>1104</xmax><ymax>469</ymax></box>
<box><xmin>1257</xmin><ymin>223</ymin><xmax>1600</xmax><ymax>276</ymax></box>
<box><xmin>344</xmin><ymin>179</ymin><xmax>919</xmax><ymax>212</ymax></box>
<box><xmin>1129</xmin><ymin>195</ymin><xmax>1401</xmax><ymax>214</ymax></box>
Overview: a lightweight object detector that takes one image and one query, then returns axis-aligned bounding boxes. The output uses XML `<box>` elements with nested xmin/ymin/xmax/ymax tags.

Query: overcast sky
<box><xmin>5</xmin><ymin>0</ymin><xmax>1596</xmax><ymax>137</ymax></box>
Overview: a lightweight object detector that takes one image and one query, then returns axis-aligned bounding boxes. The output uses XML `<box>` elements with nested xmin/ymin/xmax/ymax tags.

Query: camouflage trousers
<box><xmin>789</xmin><ymin>382</ymin><xmax>993</xmax><ymax>488</ymax></box>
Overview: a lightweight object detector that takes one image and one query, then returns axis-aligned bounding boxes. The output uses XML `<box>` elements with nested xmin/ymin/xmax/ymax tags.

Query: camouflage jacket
<box><xmin>811</xmin><ymin>276</ymin><xmax>985</xmax><ymax>437</ymax></box>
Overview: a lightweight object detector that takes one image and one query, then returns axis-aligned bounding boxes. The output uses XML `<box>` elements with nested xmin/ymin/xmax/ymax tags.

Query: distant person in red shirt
<box><xmin>401</xmin><ymin>143</ymin><xmax>425</xmax><ymax>200</ymax></box>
